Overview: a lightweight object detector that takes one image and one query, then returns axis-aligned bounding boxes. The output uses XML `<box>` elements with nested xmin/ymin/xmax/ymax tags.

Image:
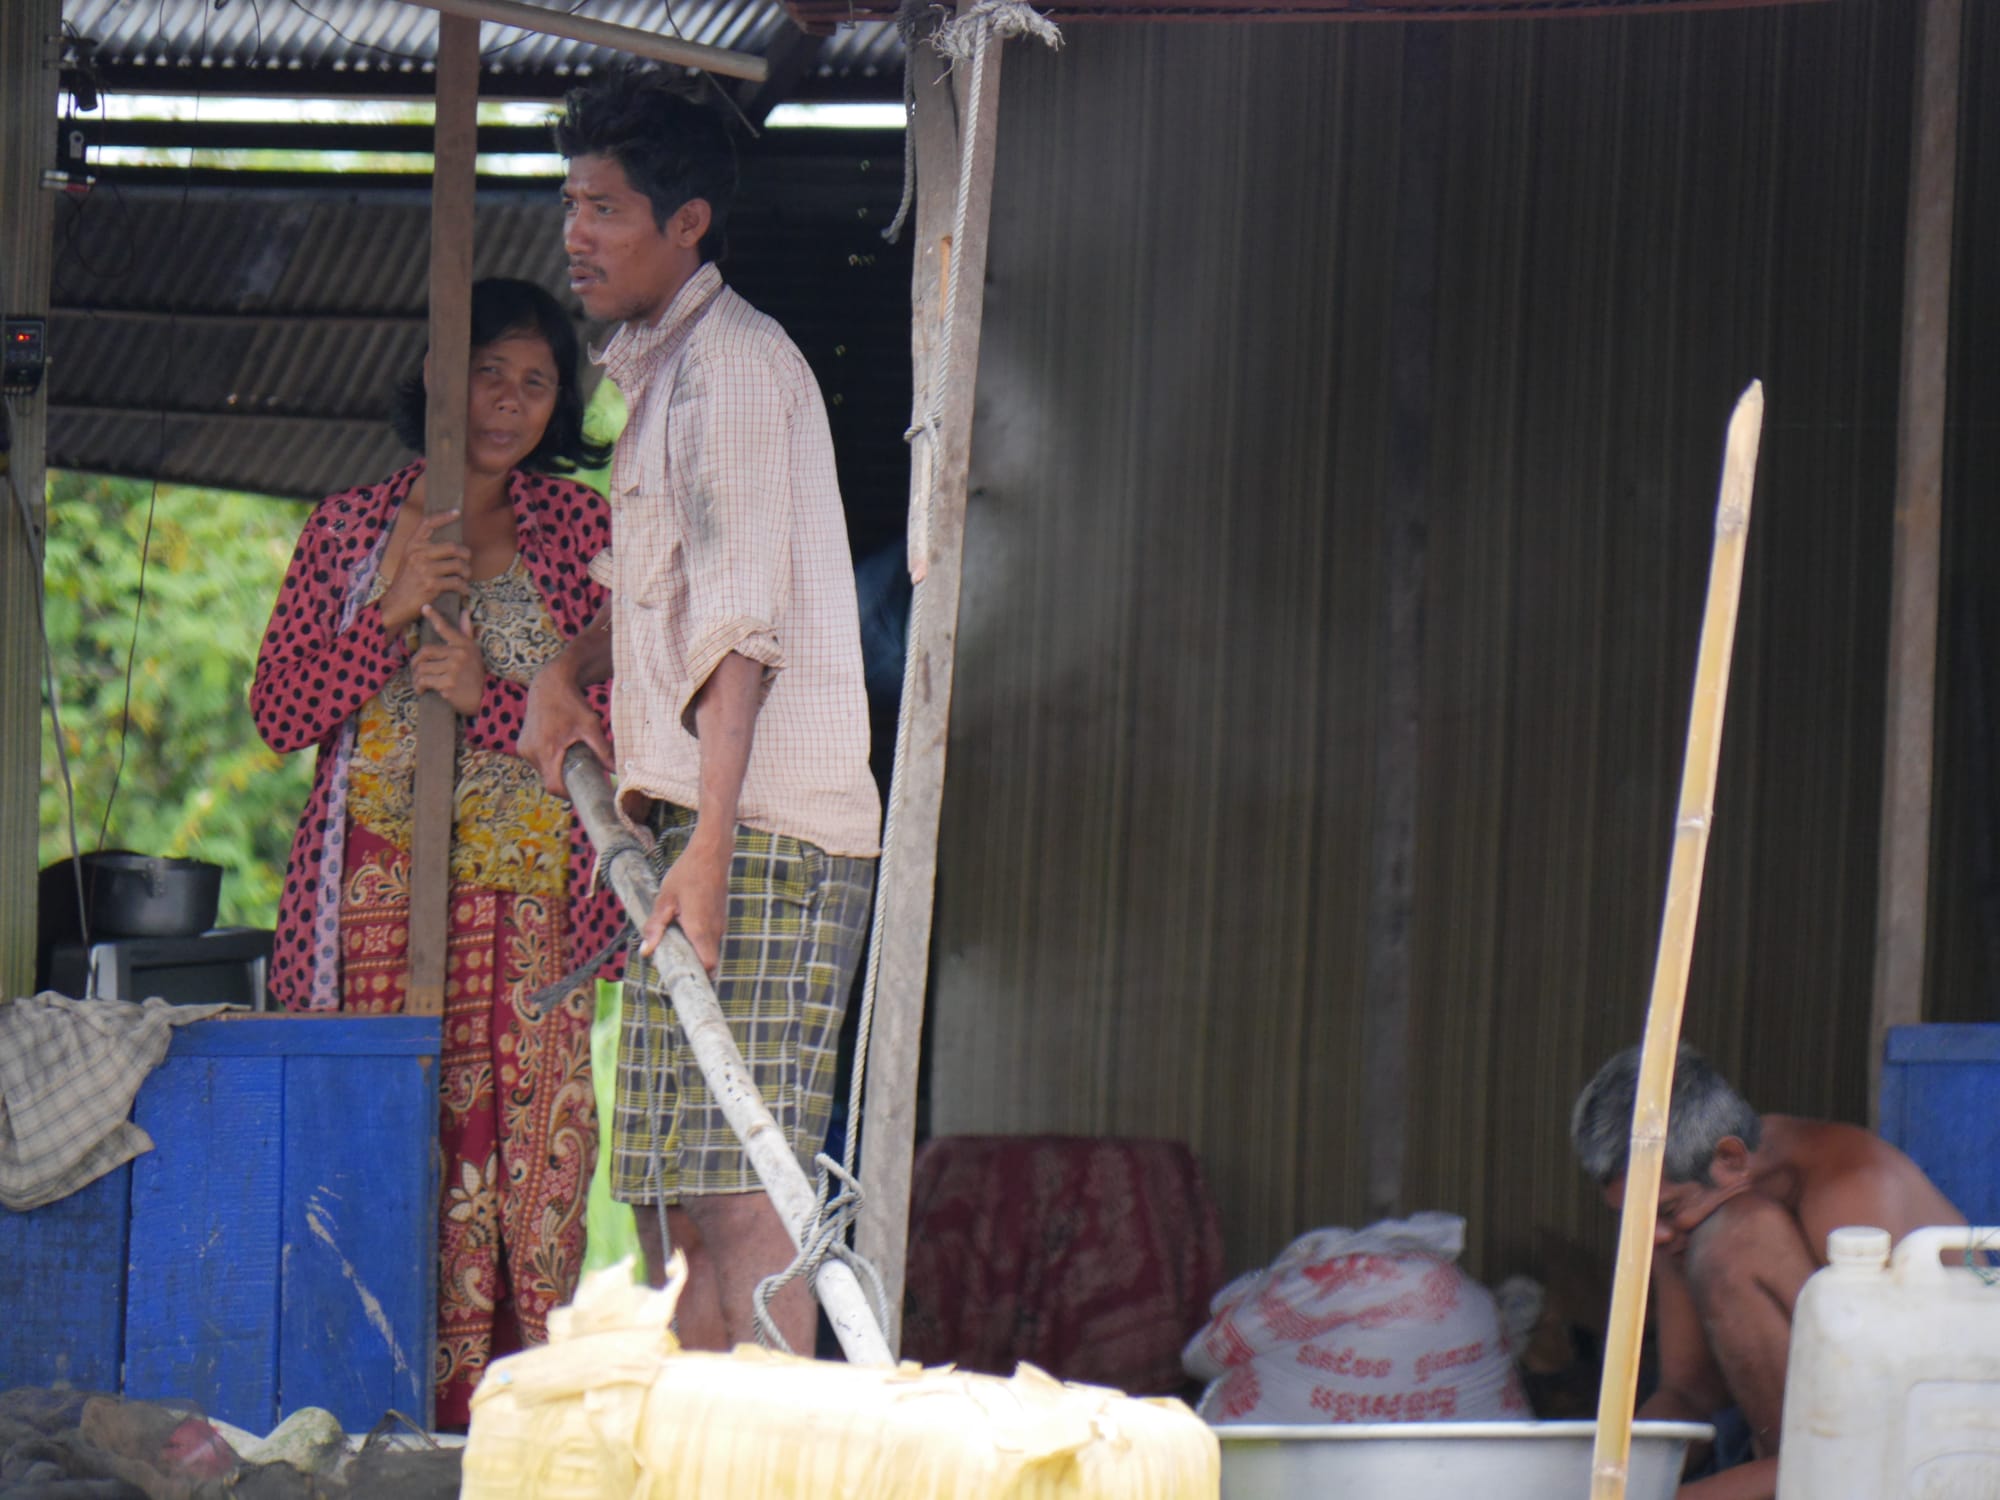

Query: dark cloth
<box><xmin>901</xmin><ymin>1135</ymin><xmax>1227</xmax><ymax>1396</ymax></box>
<box><xmin>1689</xmin><ymin>1405</ymin><xmax>1756</xmax><ymax>1477</ymax></box>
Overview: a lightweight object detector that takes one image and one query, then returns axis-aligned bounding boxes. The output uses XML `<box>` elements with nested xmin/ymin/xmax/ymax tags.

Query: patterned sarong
<box><xmin>339</xmin><ymin>825</ymin><xmax>596</xmax><ymax>1427</ymax></box>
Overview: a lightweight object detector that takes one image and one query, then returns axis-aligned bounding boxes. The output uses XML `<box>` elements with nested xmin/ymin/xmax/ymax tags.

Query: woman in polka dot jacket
<box><xmin>252</xmin><ymin>278</ymin><xmax>626</xmax><ymax>1425</ymax></box>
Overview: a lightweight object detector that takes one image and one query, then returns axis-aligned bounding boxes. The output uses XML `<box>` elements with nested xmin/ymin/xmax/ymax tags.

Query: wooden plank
<box><xmin>0</xmin><ymin>0</ymin><xmax>59</xmax><ymax>999</ymax></box>
<box><xmin>852</xmin><ymin>6</ymin><xmax>1009</xmax><ymax>1352</ymax></box>
<box><xmin>407</xmin><ymin>11</ymin><xmax>480</xmax><ymax>1018</ymax></box>
<box><xmin>1361</xmin><ymin>22</ymin><xmax>1447</xmax><ymax>1221</ymax></box>
<box><xmin>1871</xmin><ymin>0</ymin><xmax>1964</xmax><ymax>1122</ymax></box>
<box><xmin>125</xmin><ymin>1056</ymin><xmax>286</xmax><ymax>1431</ymax></box>
<box><xmin>0</xmin><ymin>1164</ymin><xmax>131</xmax><ymax>1392</ymax></box>
<box><xmin>278</xmin><ymin>1048</ymin><xmax>440</xmax><ymax>1429</ymax></box>
<box><xmin>391</xmin><ymin>0</ymin><xmax>767</xmax><ymax>82</ymax></box>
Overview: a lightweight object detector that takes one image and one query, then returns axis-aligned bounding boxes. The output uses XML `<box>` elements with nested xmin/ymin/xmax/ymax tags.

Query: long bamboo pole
<box><xmin>560</xmin><ymin>747</ymin><xmax>896</xmax><ymax>1368</ymax></box>
<box><xmin>1590</xmin><ymin>381</ymin><xmax>1764</xmax><ymax>1500</ymax></box>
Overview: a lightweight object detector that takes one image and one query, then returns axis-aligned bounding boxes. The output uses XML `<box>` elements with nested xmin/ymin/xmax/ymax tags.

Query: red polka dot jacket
<box><xmin>251</xmin><ymin>460</ymin><xmax>627</xmax><ymax>1011</ymax></box>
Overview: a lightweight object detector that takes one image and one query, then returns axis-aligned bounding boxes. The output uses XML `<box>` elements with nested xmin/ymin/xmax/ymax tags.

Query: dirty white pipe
<box><xmin>563</xmin><ymin>747</ymin><xmax>894</xmax><ymax>1368</ymax></box>
<box><xmin>386</xmin><ymin>0</ymin><xmax>770</xmax><ymax>83</ymax></box>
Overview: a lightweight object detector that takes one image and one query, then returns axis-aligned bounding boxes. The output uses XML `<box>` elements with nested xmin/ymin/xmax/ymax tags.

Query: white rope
<box><xmin>749</xmin><ymin>1153</ymin><xmax>894</xmax><ymax>1354</ymax></box>
<box><xmin>933</xmin><ymin>0</ymin><xmax>1062</xmax><ymax>61</ymax></box>
<box><xmin>884</xmin><ymin>2</ymin><xmax>1060</xmax><ymax>245</ymax></box>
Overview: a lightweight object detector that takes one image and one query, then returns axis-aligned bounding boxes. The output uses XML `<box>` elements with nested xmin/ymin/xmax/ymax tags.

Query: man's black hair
<box><xmin>553</xmin><ymin>68</ymin><xmax>737</xmax><ymax>263</ymax></box>
<box><xmin>391</xmin><ymin>277</ymin><xmax>612</xmax><ymax>473</ymax></box>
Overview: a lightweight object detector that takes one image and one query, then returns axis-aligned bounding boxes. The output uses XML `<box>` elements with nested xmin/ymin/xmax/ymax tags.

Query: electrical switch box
<box><xmin>4</xmin><ymin>319</ymin><xmax>47</xmax><ymax>396</ymax></box>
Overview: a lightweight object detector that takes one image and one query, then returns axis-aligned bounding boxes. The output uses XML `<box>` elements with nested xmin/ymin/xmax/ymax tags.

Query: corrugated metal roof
<box><xmin>62</xmin><ymin>0</ymin><xmax>904</xmax><ymax>96</ymax></box>
<box><xmin>790</xmin><ymin>0</ymin><xmax>1819</xmax><ymax>22</ymax></box>
<box><xmin>46</xmin><ymin>131</ymin><xmax>916</xmax><ymax>563</ymax></box>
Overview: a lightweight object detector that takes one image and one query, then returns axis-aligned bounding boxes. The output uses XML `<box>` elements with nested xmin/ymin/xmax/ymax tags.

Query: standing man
<box><xmin>521</xmin><ymin>72</ymin><xmax>882</xmax><ymax>1356</ymax></box>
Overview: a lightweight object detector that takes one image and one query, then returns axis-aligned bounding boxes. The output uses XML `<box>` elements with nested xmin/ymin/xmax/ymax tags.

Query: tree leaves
<box><xmin>38</xmin><ymin>471</ymin><xmax>315</xmax><ymax>929</ymax></box>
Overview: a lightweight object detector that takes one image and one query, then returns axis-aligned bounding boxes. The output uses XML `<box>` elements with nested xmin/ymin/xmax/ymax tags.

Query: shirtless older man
<box><xmin>1571</xmin><ymin>1044</ymin><xmax>1963</xmax><ymax>1500</ymax></box>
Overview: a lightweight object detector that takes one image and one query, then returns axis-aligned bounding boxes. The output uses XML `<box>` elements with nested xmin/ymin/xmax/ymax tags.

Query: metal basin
<box><xmin>1217</xmin><ymin>1420</ymin><xmax>1714</xmax><ymax>1500</ymax></box>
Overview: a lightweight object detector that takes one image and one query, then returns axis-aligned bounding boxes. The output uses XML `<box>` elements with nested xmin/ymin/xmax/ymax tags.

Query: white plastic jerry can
<box><xmin>1777</xmin><ymin>1225</ymin><xmax>2000</xmax><ymax>1500</ymax></box>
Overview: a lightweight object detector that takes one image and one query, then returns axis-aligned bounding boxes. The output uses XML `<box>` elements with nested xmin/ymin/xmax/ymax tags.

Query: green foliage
<box><xmin>38</xmin><ymin>471</ymin><xmax>313</xmax><ymax>929</ymax></box>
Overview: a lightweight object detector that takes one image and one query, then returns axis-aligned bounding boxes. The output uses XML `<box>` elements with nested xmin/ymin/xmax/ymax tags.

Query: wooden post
<box><xmin>406</xmin><ymin>12</ymin><xmax>478</xmax><ymax>1018</ymax></box>
<box><xmin>1591</xmin><ymin>385</ymin><xmax>1764</xmax><ymax>1500</ymax></box>
<box><xmin>1362</xmin><ymin>22</ymin><xmax>1447</xmax><ymax>1221</ymax></box>
<box><xmin>1870</xmin><ymin>0</ymin><xmax>1963</xmax><ymax>1121</ymax></box>
<box><xmin>852</xmin><ymin>9</ymin><xmax>1008</xmax><ymax>1352</ymax></box>
<box><xmin>0</xmin><ymin>0</ymin><xmax>60</xmax><ymax>1000</ymax></box>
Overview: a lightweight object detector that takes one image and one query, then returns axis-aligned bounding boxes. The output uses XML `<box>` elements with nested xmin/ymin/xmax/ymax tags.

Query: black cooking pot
<box><xmin>39</xmin><ymin>852</ymin><xmax>224</xmax><ymax>940</ymax></box>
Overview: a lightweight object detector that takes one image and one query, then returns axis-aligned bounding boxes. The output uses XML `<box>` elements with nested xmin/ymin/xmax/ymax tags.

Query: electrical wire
<box><xmin>96</xmin><ymin>0</ymin><xmax>212</xmax><ymax>852</ymax></box>
<box><xmin>3</xmin><ymin>398</ymin><xmax>92</xmax><ymax>960</ymax></box>
<box><xmin>54</xmin><ymin>23</ymin><xmax>140</xmax><ymax>284</ymax></box>
<box><xmin>93</xmin><ymin>477</ymin><xmax>158</xmax><ymax>854</ymax></box>
<box><xmin>286</xmin><ymin>0</ymin><xmax>432</xmax><ymax>64</ymax></box>
<box><xmin>289</xmin><ymin>0</ymin><xmax>590</xmax><ymax>66</ymax></box>
<box><xmin>479</xmin><ymin>0</ymin><xmax>593</xmax><ymax>62</ymax></box>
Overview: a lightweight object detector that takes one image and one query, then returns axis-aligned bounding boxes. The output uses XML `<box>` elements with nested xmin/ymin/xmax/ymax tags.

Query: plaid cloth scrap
<box><xmin>0</xmin><ymin>993</ymin><xmax>226</xmax><ymax>1211</ymax></box>
<box><xmin>611</xmin><ymin>804</ymin><xmax>875</xmax><ymax>1204</ymax></box>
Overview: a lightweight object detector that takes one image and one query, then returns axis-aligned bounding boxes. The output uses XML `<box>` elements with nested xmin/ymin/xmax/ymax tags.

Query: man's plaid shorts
<box><xmin>610</xmin><ymin>802</ymin><xmax>875</xmax><ymax>1204</ymax></box>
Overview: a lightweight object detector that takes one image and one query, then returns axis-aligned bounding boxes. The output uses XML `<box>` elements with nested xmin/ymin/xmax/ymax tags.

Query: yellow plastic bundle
<box><xmin>461</xmin><ymin>1258</ymin><xmax>1219</xmax><ymax>1500</ymax></box>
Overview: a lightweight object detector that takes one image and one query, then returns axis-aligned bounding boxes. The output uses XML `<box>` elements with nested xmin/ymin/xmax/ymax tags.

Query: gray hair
<box><xmin>1570</xmin><ymin>1042</ymin><xmax>1762</xmax><ymax>1186</ymax></box>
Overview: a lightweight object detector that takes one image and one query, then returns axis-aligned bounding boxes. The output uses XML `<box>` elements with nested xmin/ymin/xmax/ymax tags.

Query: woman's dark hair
<box><xmin>553</xmin><ymin>68</ymin><xmax>737</xmax><ymax>263</ymax></box>
<box><xmin>391</xmin><ymin>277</ymin><xmax>612</xmax><ymax>473</ymax></box>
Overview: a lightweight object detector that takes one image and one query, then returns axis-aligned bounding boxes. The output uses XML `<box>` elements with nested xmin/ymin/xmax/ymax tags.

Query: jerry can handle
<box><xmin>1890</xmin><ymin>1225</ymin><xmax>2000</xmax><ymax>1283</ymax></box>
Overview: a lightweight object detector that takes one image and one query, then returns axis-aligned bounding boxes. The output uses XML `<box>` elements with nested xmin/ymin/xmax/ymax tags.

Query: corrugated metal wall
<box><xmin>928</xmin><ymin>0</ymin><xmax>1953</xmax><ymax>1281</ymax></box>
<box><xmin>1931</xmin><ymin>0</ymin><xmax>1999</xmax><ymax>1027</ymax></box>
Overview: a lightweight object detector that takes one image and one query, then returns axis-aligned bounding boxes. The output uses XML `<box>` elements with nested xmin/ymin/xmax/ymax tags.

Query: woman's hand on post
<box><xmin>413</xmin><ymin>606</ymin><xmax>486</xmax><ymax>716</ymax></box>
<box><xmin>379</xmin><ymin>510</ymin><xmax>471</xmax><ymax>634</ymax></box>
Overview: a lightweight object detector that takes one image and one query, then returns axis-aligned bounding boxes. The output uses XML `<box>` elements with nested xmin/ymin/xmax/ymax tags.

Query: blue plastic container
<box><xmin>1880</xmin><ymin>1024</ymin><xmax>2000</xmax><ymax>1227</ymax></box>
<box><xmin>0</xmin><ymin>1016</ymin><xmax>440</xmax><ymax>1433</ymax></box>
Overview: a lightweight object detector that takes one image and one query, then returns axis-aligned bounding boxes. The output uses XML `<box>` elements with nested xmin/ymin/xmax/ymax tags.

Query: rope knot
<box><xmin>750</xmin><ymin>1154</ymin><xmax>893</xmax><ymax>1354</ymax></box>
<box><xmin>882</xmin><ymin>0</ymin><xmax>1062</xmax><ymax>246</ymax></box>
<box><xmin>934</xmin><ymin>0</ymin><xmax>1063</xmax><ymax>62</ymax></box>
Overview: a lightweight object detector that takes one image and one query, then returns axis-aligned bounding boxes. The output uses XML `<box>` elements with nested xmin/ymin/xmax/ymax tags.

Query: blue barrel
<box><xmin>1880</xmin><ymin>1024</ymin><xmax>2000</xmax><ymax>1228</ymax></box>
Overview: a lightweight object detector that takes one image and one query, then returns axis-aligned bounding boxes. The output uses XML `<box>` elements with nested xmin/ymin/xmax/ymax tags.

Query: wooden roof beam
<box><xmin>734</xmin><ymin>25</ymin><xmax>828</xmax><ymax>128</ymax></box>
<box><xmin>384</xmin><ymin>0</ymin><xmax>769</xmax><ymax>83</ymax></box>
